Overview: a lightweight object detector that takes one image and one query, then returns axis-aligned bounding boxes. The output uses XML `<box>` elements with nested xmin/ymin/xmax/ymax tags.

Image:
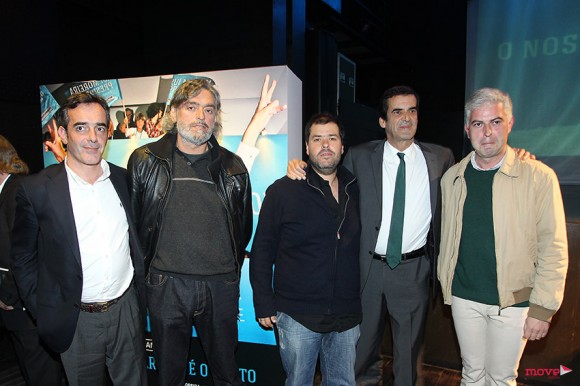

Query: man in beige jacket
<box><xmin>438</xmin><ymin>88</ymin><xmax>568</xmax><ymax>386</ymax></box>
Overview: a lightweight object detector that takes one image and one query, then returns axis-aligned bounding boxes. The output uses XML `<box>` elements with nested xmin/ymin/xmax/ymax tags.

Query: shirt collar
<box><xmin>384</xmin><ymin>140</ymin><xmax>417</xmax><ymax>162</ymax></box>
<box><xmin>0</xmin><ymin>174</ymin><xmax>11</xmax><ymax>193</ymax></box>
<box><xmin>470</xmin><ymin>152</ymin><xmax>506</xmax><ymax>171</ymax></box>
<box><xmin>64</xmin><ymin>157</ymin><xmax>110</xmax><ymax>185</ymax></box>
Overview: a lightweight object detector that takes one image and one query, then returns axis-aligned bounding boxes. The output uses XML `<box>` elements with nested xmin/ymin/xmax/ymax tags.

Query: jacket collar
<box><xmin>146</xmin><ymin>131</ymin><xmax>222</xmax><ymax>160</ymax></box>
<box><xmin>305</xmin><ymin>163</ymin><xmax>356</xmax><ymax>187</ymax></box>
<box><xmin>497</xmin><ymin>147</ymin><xmax>519</xmax><ymax>178</ymax></box>
<box><xmin>455</xmin><ymin>147</ymin><xmax>519</xmax><ymax>178</ymax></box>
<box><xmin>145</xmin><ymin>132</ymin><xmax>178</xmax><ymax>161</ymax></box>
<box><xmin>145</xmin><ymin>132</ymin><xmax>247</xmax><ymax>177</ymax></box>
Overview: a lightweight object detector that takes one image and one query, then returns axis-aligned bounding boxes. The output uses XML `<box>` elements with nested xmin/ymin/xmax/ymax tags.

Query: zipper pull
<box><xmin>337</xmin><ymin>231</ymin><xmax>341</xmax><ymax>240</ymax></box>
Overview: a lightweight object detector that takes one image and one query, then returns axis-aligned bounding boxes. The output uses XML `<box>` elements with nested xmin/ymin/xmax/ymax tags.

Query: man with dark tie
<box><xmin>288</xmin><ymin>86</ymin><xmax>455</xmax><ymax>385</ymax></box>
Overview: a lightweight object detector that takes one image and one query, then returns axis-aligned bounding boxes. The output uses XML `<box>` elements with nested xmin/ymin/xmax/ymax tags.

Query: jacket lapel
<box><xmin>417</xmin><ymin>141</ymin><xmax>437</xmax><ymax>217</ymax></box>
<box><xmin>371</xmin><ymin>141</ymin><xmax>384</xmax><ymax>211</ymax></box>
<box><xmin>45</xmin><ymin>164</ymin><xmax>83</xmax><ymax>266</ymax></box>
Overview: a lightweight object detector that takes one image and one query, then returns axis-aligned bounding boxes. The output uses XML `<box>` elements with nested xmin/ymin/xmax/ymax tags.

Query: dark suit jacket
<box><xmin>1</xmin><ymin>175</ymin><xmax>19</xmax><ymax>304</ymax></box>
<box><xmin>10</xmin><ymin>162</ymin><xmax>146</xmax><ymax>353</ymax></box>
<box><xmin>1</xmin><ymin>175</ymin><xmax>37</xmax><ymax>331</ymax></box>
<box><xmin>342</xmin><ymin>140</ymin><xmax>455</xmax><ymax>291</ymax></box>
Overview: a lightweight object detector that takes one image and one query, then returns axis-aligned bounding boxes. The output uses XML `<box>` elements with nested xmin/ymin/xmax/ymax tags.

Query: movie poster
<box><xmin>40</xmin><ymin>66</ymin><xmax>302</xmax><ymax>385</ymax></box>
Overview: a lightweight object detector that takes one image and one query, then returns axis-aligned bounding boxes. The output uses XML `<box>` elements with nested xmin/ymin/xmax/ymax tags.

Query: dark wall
<box><xmin>1</xmin><ymin>0</ymin><xmax>274</xmax><ymax>173</ymax></box>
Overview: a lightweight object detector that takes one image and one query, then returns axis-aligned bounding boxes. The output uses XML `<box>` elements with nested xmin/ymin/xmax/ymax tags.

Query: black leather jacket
<box><xmin>127</xmin><ymin>133</ymin><xmax>253</xmax><ymax>275</ymax></box>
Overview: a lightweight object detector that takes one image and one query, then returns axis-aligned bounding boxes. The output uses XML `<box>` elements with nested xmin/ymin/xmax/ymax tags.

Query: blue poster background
<box><xmin>40</xmin><ymin>85</ymin><xmax>60</xmax><ymax>128</ymax></box>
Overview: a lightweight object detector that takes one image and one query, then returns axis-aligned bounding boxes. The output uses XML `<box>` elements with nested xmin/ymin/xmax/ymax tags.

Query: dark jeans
<box><xmin>147</xmin><ymin>271</ymin><xmax>243</xmax><ymax>386</ymax></box>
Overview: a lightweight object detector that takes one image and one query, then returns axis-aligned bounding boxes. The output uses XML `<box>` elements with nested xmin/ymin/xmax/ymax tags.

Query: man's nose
<box><xmin>88</xmin><ymin>127</ymin><xmax>98</xmax><ymax>141</ymax></box>
<box><xmin>195</xmin><ymin>107</ymin><xmax>205</xmax><ymax>120</ymax></box>
<box><xmin>483</xmin><ymin>124</ymin><xmax>492</xmax><ymax>136</ymax></box>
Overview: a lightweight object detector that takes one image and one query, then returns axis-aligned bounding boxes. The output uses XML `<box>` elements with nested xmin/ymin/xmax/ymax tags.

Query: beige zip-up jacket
<box><xmin>437</xmin><ymin>147</ymin><xmax>568</xmax><ymax>321</ymax></box>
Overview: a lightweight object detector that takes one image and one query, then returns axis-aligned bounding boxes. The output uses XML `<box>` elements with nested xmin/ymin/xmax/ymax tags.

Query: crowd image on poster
<box><xmin>39</xmin><ymin>66</ymin><xmax>302</xmax><ymax>385</ymax></box>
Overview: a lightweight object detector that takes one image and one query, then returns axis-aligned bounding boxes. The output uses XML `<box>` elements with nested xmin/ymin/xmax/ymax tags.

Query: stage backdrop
<box><xmin>40</xmin><ymin>66</ymin><xmax>302</xmax><ymax>385</ymax></box>
<box><xmin>466</xmin><ymin>0</ymin><xmax>580</xmax><ymax>185</ymax></box>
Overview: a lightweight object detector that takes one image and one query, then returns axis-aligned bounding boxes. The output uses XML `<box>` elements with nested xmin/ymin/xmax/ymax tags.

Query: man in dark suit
<box><xmin>10</xmin><ymin>93</ymin><xmax>147</xmax><ymax>386</ymax></box>
<box><xmin>0</xmin><ymin>135</ymin><xmax>64</xmax><ymax>385</ymax></box>
<box><xmin>288</xmin><ymin>86</ymin><xmax>455</xmax><ymax>386</ymax></box>
<box><xmin>343</xmin><ymin>86</ymin><xmax>454</xmax><ymax>386</ymax></box>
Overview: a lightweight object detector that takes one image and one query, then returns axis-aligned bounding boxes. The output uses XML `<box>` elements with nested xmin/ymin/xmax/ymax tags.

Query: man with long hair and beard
<box><xmin>127</xmin><ymin>78</ymin><xmax>253</xmax><ymax>386</ymax></box>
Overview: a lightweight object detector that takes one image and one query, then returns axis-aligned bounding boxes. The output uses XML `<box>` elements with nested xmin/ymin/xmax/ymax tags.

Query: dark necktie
<box><xmin>386</xmin><ymin>152</ymin><xmax>405</xmax><ymax>269</ymax></box>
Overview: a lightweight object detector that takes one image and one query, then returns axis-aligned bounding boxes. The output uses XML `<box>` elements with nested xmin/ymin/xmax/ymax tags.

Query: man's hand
<box><xmin>0</xmin><ymin>299</ymin><xmax>14</xmax><ymax>311</ymax></box>
<box><xmin>513</xmin><ymin>148</ymin><xmax>536</xmax><ymax>161</ymax></box>
<box><xmin>286</xmin><ymin>159</ymin><xmax>307</xmax><ymax>180</ymax></box>
<box><xmin>523</xmin><ymin>316</ymin><xmax>550</xmax><ymax>340</ymax></box>
<box><xmin>257</xmin><ymin>315</ymin><xmax>277</xmax><ymax>329</ymax></box>
<box><xmin>44</xmin><ymin>118</ymin><xmax>66</xmax><ymax>162</ymax></box>
<box><xmin>44</xmin><ymin>136</ymin><xmax>66</xmax><ymax>162</ymax></box>
<box><xmin>242</xmin><ymin>74</ymin><xmax>287</xmax><ymax>147</ymax></box>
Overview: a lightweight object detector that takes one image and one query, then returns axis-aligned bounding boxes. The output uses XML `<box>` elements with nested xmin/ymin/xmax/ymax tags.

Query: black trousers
<box><xmin>147</xmin><ymin>272</ymin><xmax>243</xmax><ymax>386</ymax></box>
<box><xmin>1</xmin><ymin>308</ymin><xmax>64</xmax><ymax>386</ymax></box>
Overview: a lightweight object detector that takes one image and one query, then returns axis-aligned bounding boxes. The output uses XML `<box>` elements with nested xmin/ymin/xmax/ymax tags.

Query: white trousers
<box><xmin>451</xmin><ymin>296</ymin><xmax>529</xmax><ymax>386</ymax></box>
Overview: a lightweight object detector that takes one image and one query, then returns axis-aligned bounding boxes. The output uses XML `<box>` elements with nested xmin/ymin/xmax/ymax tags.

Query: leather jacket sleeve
<box><xmin>240</xmin><ymin>171</ymin><xmax>253</xmax><ymax>253</ymax></box>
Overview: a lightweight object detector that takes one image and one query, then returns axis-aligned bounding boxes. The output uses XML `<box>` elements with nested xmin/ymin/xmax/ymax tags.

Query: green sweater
<box><xmin>452</xmin><ymin>163</ymin><xmax>499</xmax><ymax>305</ymax></box>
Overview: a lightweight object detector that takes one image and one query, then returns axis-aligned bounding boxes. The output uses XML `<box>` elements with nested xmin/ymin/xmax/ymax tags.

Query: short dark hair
<box><xmin>379</xmin><ymin>85</ymin><xmax>420</xmax><ymax>119</ymax></box>
<box><xmin>146</xmin><ymin>102</ymin><xmax>164</xmax><ymax>119</ymax></box>
<box><xmin>304</xmin><ymin>112</ymin><xmax>345</xmax><ymax>143</ymax></box>
<box><xmin>55</xmin><ymin>92</ymin><xmax>110</xmax><ymax>129</ymax></box>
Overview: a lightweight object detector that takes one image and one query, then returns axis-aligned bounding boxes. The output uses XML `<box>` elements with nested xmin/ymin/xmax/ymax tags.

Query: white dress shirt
<box><xmin>0</xmin><ymin>174</ymin><xmax>11</xmax><ymax>272</ymax></box>
<box><xmin>236</xmin><ymin>141</ymin><xmax>260</xmax><ymax>172</ymax></box>
<box><xmin>374</xmin><ymin>142</ymin><xmax>431</xmax><ymax>255</ymax></box>
<box><xmin>0</xmin><ymin>173</ymin><xmax>9</xmax><ymax>194</ymax></box>
<box><xmin>64</xmin><ymin>158</ymin><xmax>133</xmax><ymax>302</ymax></box>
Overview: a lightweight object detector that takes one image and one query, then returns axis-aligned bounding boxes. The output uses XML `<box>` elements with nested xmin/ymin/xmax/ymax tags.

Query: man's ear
<box><xmin>57</xmin><ymin>126</ymin><xmax>68</xmax><ymax>145</ymax></box>
<box><xmin>379</xmin><ymin>117</ymin><xmax>386</xmax><ymax>128</ymax></box>
<box><xmin>170</xmin><ymin>107</ymin><xmax>177</xmax><ymax>122</ymax></box>
<box><xmin>507</xmin><ymin>116</ymin><xmax>514</xmax><ymax>134</ymax></box>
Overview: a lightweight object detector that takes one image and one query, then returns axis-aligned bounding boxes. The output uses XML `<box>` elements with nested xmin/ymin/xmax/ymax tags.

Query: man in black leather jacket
<box><xmin>127</xmin><ymin>78</ymin><xmax>252</xmax><ymax>386</ymax></box>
